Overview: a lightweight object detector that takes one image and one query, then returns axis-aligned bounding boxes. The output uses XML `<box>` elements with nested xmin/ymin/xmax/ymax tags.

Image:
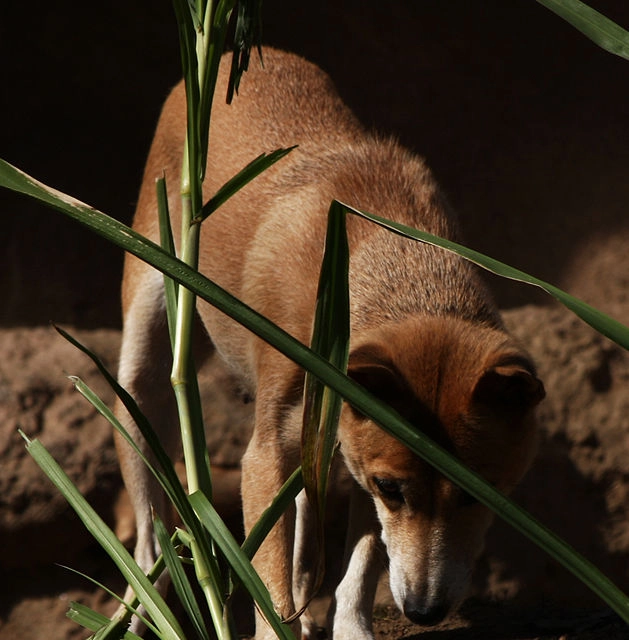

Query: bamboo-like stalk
<box><xmin>169</xmin><ymin>2</ymin><xmax>237</xmax><ymax>637</ymax></box>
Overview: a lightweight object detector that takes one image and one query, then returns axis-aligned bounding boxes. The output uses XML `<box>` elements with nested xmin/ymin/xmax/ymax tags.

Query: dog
<box><xmin>115</xmin><ymin>47</ymin><xmax>545</xmax><ymax>639</ymax></box>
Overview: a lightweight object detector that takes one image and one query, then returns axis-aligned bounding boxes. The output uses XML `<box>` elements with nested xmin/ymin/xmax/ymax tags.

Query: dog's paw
<box><xmin>301</xmin><ymin>623</ymin><xmax>327</xmax><ymax>640</ymax></box>
<box><xmin>330</xmin><ymin>617</ymin><xmax>375</xmax><ymax>640</ymax></box>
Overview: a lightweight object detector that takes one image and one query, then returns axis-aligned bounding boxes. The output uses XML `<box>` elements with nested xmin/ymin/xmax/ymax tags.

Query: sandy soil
<box><xmin>1</xmin><ymin>299</ymin><xmax>629</xmax><ymax>639</ymax></box>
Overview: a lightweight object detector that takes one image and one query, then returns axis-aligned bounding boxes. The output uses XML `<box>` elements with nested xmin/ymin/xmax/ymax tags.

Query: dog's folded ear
<box><xmin>347</xmin><ymin>345</ymin><xmax>411</xmax><ymax>412</ymax></box>
<box><xmin>472</xmin><ymin>357</ymin><xmax>545</xmax><ymax>413</ymax></box>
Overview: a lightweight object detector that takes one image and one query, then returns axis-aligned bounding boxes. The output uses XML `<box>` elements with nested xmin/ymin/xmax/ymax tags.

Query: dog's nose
<box><xmin>403</xmin><ymin>601</ymin><xmax>449</xmax><ymax>626</ymax></box>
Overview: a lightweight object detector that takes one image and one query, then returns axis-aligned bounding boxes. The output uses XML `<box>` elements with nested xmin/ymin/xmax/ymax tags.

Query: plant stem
<box><xmin>191</xmin><ymin>537</ymin><xmax>231</xmax><ymax>640</ymax></box>
<box><xmin>170</xmin><ymin>2</ymin><xmax>239</xmax><ymax>637</ymax></box>
<box><xmin>172</xmin><ymin>186</ymin><xmax>202</xmax><ymax>494</ymax></box>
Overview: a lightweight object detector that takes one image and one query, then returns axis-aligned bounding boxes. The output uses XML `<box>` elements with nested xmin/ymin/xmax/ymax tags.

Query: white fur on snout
<box><xmin>382</xmin><ymin>520</ymin><xmax>470</xmax><ymax>621</ymax></box>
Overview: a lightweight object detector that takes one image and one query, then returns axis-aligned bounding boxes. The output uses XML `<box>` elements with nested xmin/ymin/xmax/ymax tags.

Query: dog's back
<box><xmin>130</xmin><ymin>48</ymin><xmax>500</xmax><ymax>371</ymax></box>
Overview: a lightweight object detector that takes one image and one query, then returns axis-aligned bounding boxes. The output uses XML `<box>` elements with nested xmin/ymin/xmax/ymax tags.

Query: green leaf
<box><xmin>53</xmin><ymin>326</ymin><xmax>228</xmax><ymax>631</ymax></box>
<box><xmin>199</xmin><ymin>147</ymin><xmax>296</xmax><ymax>221</ymax></box>
<box><xmin>156</xmin><ymin>175</ymin><xmax>180</xmax><ymax>349</ymax></box>
<box><xmin>60</xmin><ymin>564</ymin><xmax>153</xmax><ymax>639</ymax></box>
<box><xmin>226</xmin><ymin>0</ymin><xmax>263</xmax><ymax>102</ymax></box>
<box><xmin>536</xmin><ymin>0</ymin><xmax>629</xmax><ymax>60</ymax></box>
<box><xmin>300</xmin><ymin>200</ymin><xmax>350</xmax><ymax>600</ymax></box>
<box><xmin>154</xmin><ymin>516</ymin><xmax>211</xmax><ymax>640</ymax></box>
<box><xmin>54</xmin><ymin>327</ymin><xmax>176</xmax><ymax>499</ymax></box>
<box><xmin>21</xmin><ymin>433</ymin><xmax>187</xmax><ymax>640</ymax></box>
<box><xmin>342</xmin><ymin>202</ymin><xmax>629</xmax><ymax>352</ymax></box>
<box><xmin>55</xmin><ymin>327</ymin><xmax>226</xmax><ymax>620</ymax></box>
<box><xmin>67</xmin><ymin>601</ymin><xmax>142</xmax><ymax>640</ymax></box>
<box><xmin>189</xmin><ymin>491</ymin><xmax>298</xmax><ymax>640</ymax></box>
<box><xmin>198</xmin><ymin>0</ymin><xmax>233</xmax><ymax>184</ymax></box>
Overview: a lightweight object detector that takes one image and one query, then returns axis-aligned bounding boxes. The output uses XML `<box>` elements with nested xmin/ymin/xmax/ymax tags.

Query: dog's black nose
<box><xmin>403</xmin><ymin>601</ymin><xmax>449</xmax><ymax>626</ymax></box>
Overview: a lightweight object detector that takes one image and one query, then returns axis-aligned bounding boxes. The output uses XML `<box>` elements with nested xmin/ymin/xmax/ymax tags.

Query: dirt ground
<box><xmin>1</xmin><ymin>303</ymin><xmax>629</xmax><ymax>640</ymax></box>
<box><xmin>1</xmin><ymin>2</ymin><xmax>629</xmax><ymax>639</ymax></box>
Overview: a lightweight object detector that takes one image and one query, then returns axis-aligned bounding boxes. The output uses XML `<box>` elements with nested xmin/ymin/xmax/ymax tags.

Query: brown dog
<box><xmin>115</xmin><ymin>48</ymin><xmax>544</xmax><ymax>639</ymax></box>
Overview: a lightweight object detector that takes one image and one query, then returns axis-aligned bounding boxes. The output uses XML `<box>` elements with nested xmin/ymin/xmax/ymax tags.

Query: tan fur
<box><xmin>115</xmin><ymin>48</ymin><xmax>544</xmax><ymax>639</ymax></box>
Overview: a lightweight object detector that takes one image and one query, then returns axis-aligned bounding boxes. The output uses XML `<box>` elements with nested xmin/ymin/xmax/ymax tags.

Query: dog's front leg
<box><xmin>241</xmin><ymin>424</ymin><xmax>301</xmax><ymax>640</ymax></box>
<box><xmin>330</xmin><ymin>482</ymin><xmax>382</xmax><ymax>640</ymax></box>
<box><xmin>292</xmin><ymin>489</ymin><xmax>319</xmax><ymax>639</ymax></box>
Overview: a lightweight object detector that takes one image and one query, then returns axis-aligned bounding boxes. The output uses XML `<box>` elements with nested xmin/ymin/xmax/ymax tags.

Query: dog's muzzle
<box><xmin>403</xmin><ymin>599</ymin><xmax>450</xmax><ymax>627</ymax></box>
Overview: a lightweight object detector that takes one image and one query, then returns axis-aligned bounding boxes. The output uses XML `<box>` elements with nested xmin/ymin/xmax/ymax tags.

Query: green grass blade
<box><xmin>54</xmin><ymin>326</ymin><xmax>177</xmax><ymax>496</ymax></box>
<box><xmin>300</xmin><ymin>200</ymin><xmax>350</xmax><ymax>598</ymax></box>
<box><xmin>154</xmin><ymin>516</ymin><xmax>211</xmax><ymax>640</ymax></box>
<box><xmin>189</xmin><ymin>491</ymin><xmax>298</xmax><ymax>640</ymax></box>
<box><xmin>156</xmin><ymin>176</ymin><xmax>180</xmax><ymax>348</ymax></box>
<box><xmin>55</xmin><ymin>324</ymin><xmax>195</xmax><ymax>505</ymax></box>
<box><xmin>199</xmin><ymin>147</ymin><xmax>296</xmax><ymax>221</ymax></box>
<box><xmin>536</xmin><ymin>0</ymin><xmax>629</xmax><ymax>60</ymax></box>
<box><xmin>183</xmin><ymin>359</ymin><xmax>215</xmax><ymax>501</ymax></box>
<box><xmin>67</xmin><ymin>369</ymin><xmax>220</xmax><ymax>611</ymax></box>
<box><xmin>60</xmin><ymin>564</ymin><xmax>153</xmax><ymax>638</ymax></box>
<box><xmin>54</xmin><ymin>326</ymin><xmax>228</xmax><ymax>632</ymax></box>
<box><xmin>226</xmin><ymin>0</ymin><xmax>263</xmax><ymax>102</ymax></box>
<box><xmin>342</xmin><ymin>202</ymin><xmax>629</xmax><ymax>351</ymax></box>
<box><xmin>67</xmin><ymin>601</ymin><xmax>142</xmax><ymax>640</ymax></box>
<box><xmin>21</xmin><ymin>433</ymin><xmax>187</xmax><ymax>640</ymax></box>
<box><xmin>69</xmin><ymin>374</ymin><xmax>164</xmax><ymax>488</ymax></box>
<box><xmin>302</xmin><ymin>201</ymin><xmax>350</xmax><ymax>507</ymax></box>
<box><xmin>197</xmin><ymin>1</ymin><xmax>233</xmax><ymax>181</ymax></box>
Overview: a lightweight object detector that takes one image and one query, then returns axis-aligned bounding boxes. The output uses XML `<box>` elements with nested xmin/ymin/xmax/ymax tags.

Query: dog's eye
<box><xmin>373</xmin><ymin>477</ymin><xmax>405</xmax><ymax>504</ymax></box>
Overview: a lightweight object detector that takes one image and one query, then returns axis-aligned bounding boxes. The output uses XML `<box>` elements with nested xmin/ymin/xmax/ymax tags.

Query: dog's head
<box><xmin>338</xmin><ymin>316</ymin><xmax>544</xmax><ymax>626</ymax></box>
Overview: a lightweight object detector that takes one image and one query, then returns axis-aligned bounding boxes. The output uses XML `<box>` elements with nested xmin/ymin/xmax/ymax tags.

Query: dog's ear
<box><xmin>472</xmin><ymin>357</ymin><xmax>545</xmax><ymax>413</ymax></box>
<box><xmin>347</xmin><ymin>344</ymin><xmax>411</xmax><ymax>411</ymax></box>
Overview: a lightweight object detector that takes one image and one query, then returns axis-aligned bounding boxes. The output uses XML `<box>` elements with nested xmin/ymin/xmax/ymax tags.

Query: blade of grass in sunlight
<box><xmin>21</xmin><ymin>433</ymin><xmax>187</xmax><ymax>640</ymax></box>
<box><xmin>199</xmin><ymin>147</ymin><xmax>296</xmax><ymax>221</ymax></box>
<box><xmin>343</xmin><ymin>202</ymin><xmax>629</xmax><ymax>351</ymax></box>
<box><xmin>156</xmin><ymin>175</ymin><xmax>179</xmax><ymax>347</ymax></box>
<box><xmin>299</xmin><ymin>200</ymin><xmax>350</xmax><ymax>608</ymax></box>
<box><xmin>60</xmin><ymin>564</ymin><xmax>151</xmax><ymax>639</ymax></box>
<box><xmin>189</xmin><ymin>491</ymin><xmax>298</xmax><ymax>640</ymax></box>
<box><xmin>54</xmin><ymin>327</ymin><xmax>181</xmax><ymax>497</ymax></box>
<box><xmin>55</xmin><ymin>327</ymin><xmax>229</xmax><ymax>631</ymax></box>
<box><xmin>536</xmin><ymin>0</ymin><xmax>629</xmax><ymax>60</ymax></box>
<box><xmin>302</xmin><ymin>201</ymin><xmax>350</xmax><ymax>512</ymax></box>
<box><xmin>154</xmin><ymin>516</ymin><xmax>211</xmax><ymax>640</ymax></box>
<box><xmin>67</xmin><ymin>601</ymin><xmax>142</xmax><ymax>640</ymax></box>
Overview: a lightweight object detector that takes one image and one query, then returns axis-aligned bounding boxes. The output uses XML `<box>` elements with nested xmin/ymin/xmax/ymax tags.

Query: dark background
<box><xmin>2</xmin><ymin>1</ymin><xmax>628</xmax><ymax>328</ymax></box>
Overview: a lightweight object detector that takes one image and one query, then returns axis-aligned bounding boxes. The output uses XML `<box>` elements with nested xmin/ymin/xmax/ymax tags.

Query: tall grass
<box><xmin>1</xmin><ymin>0</ymin><xmax>629</xmax><ymax>638</ymax></box>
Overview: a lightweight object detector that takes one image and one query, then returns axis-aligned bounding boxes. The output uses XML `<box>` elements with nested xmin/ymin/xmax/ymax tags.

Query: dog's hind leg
<box><xmin>240</xmin><ymin>356</ymin><xmax>305</xmax><ymax>640</ymax></box>
<box><xmin>114</xmin><ymin>265</ymin><xmax>180</xmax><ymax>626</ymax></box>
<box><xmin>330</xmin><ymin>482</ymin><xmax>382</xmax><ymax>640</ymax></box>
